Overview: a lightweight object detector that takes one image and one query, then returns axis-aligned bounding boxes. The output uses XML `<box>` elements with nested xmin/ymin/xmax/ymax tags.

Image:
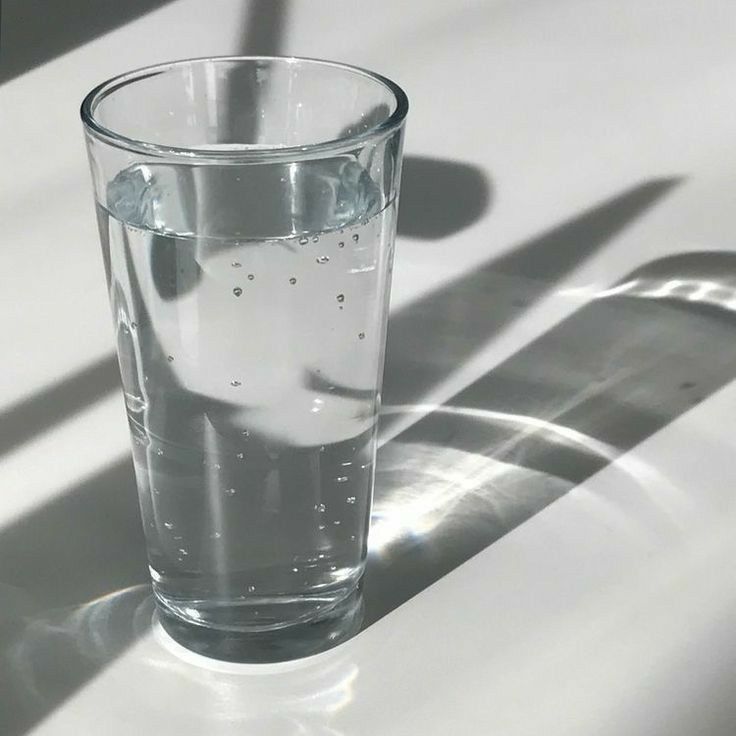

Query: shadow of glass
<box><xmin>383</xmin><ymin>178</ymin><xmax>681</xmax><ymax>432</ymax></box>
<box><xmin>397</xmin><ymin>156</ymin><xmax>492</xmax><ymax>239</ymax></box>
<box><xmin>362</xmin><ymin>249</ymin><xmax>736</xmax><ymax>625</ymax></box>
<box><xmin>0</xmin><ymin>0</ymin><xmax>176</xmax><ymax>85</ymax></box>
<box><xmin>0</xmin><ymin>177</ymin><xmax>707</xmax><ymax>724</ymax></box>
<box><xmin>6</xmin><ymin>249</ymin><xmax>735</xmax><ymax>728</ymax></box>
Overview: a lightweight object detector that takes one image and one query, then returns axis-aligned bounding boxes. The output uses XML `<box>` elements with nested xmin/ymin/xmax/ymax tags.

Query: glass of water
<box><xmin>81</xmin><ymin>57</ymin><xmax>407</xmax><ymax>659</ymax></box>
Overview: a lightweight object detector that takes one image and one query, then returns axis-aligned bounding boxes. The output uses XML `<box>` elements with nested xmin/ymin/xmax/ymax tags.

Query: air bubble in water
<box><xmin>336</xmin><ymin>476</ymin><xmax>348</xmax><ymax>483</ymax></box>
<box><xmin>225</xmin><ymin>488</ymin><xmax>236</xmax><ymax>497</ymax></box>
<box><xmin>248</xmin><ymin>585</ymin><xmax>256</xmax><ymax>593</ymax></box>
<box><xmin>167</xmin><ymin>355</ymin><xmax>174</xmax><ymax>362</ymax></box>
<box><xmin>316</xmin><ymin>255</ymin><xmax>330</xmax><ymax>264</ymax></box>
<box><xmin>312</xmin><ymin>236</ymin><xmax>319</xmax><ymax>243</ymax></box>
<box><xmin>233</xmin><ymin>287</ymin><xmax>243</xmax><ymax>297</ymax></box>
<box><xmin>315</xmin><ymin>503</ymin><xmax>326</xmax><ymax>512</ymax></box>
<box><xmin>333</xmin><ymin>520</ymin><xmax>341</xmax><ymax>526</ymax></box>
<box><xmin>236</xmin><ymin>452</ymin><xmax>244</xmax><ymax>459</ymax></box>
<box><xmin>292</xmin><ymin>567</ymin><xmax>299</xmax><ymax>573</ymax></box>
<box><xmin>299</xmin><ymin>237</ymin><xmax>309</xmax><ymax>245</ymax></box>
<box><xmin>338</xmin><ymin>241</ymin><xmax>345</xmax><ymax>248</ymax></box>
<box><xmin>131</xmin><ymin>321</ymin><xmax>137</xmax><ymax>329</ymax></box>
<box><xmin>352</xmin><ymin>234</ymin><xmax>359</xmax><ymax>242</ymax></box>
<box><xmin>163</xmin><ymin>521</ymin><xmax>175</xmax><ymax>530</ymax></box>
<box><xmin>242</xmin><ymin>429</ymin><xmax>250</xmax><ymax>437</ymax></box>
<box><xmin>248</xmin><ymin>274</ymin><xmax>255</xmax><ymax>281</ymax></box>
<box><xmin>230</xmin><ymin>380</ymin><xmax>242</xmax><ymax>387</ymax></box>
<box><xmin>232</xmin><ymin>261</ymin><xmax>242</xmax><ymax>268</ymax></box>
<box><xmin>318</xmin><ymin>524</ymin><xmax>326</xmax><ymax>530</ymax></box>
<box><xmin>178</xmin><ymin>548</ymin><xmax>188</xmax><ymax>556</ymax></box>
<box><xmin>346</xmin><ymin>496</ymin><xmax>356</xmax><ymax>504</ymax></box>
<box><xmin>336</xmin><ymin>294</ymin><xmax>345</xmax><ymax>303</ymax></box>
<box><xmin>156</xmin><ymin>448</ymin><xmax>164</xmax><ymax>456</ymax></box>
<box><xmin>212</xmin><ymin>531</ymin><xmax>222</xmax><ymax>539</ymax></box>
<box><xmin>358</xmin><ymin>332</ymin><xmax>365</xmax><ymax>340</ymax></box>
<box><xmin>289</xmin><ymin>277</ymin><xmax>297</xmax><ymax>285</ymax></box>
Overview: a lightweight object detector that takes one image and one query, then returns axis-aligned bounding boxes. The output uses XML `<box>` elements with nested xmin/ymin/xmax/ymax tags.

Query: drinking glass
<box><xmin>81</xmin><ymin>56</ymin><xmax>407</xmax><ymax>659</ymax></box>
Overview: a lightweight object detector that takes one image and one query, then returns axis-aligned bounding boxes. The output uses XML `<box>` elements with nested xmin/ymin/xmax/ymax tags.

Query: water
<box><xmin>98</xmin><ymin>156</ymin><xmax>395</xmax><ymax>632</ymax></box>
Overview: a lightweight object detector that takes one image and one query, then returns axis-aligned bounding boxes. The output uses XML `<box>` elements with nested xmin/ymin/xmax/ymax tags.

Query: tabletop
<box><xmin>3</xmin><ymin>1</ymin><xmax>736</xmax><ymax>734</ymax></box>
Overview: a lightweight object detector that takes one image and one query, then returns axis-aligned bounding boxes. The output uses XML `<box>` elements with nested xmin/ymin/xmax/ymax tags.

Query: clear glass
<box><xmin>81</xmin><ymin>56</ymin><xmax>407</xmax><ymax>659</ymax></box>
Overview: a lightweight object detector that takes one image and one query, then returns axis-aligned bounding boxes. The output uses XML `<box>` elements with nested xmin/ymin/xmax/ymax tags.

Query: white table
<box><xmin>3</xmin><ymin>1</ymin><xmax>736</xmax><ymax>733</ymax></box>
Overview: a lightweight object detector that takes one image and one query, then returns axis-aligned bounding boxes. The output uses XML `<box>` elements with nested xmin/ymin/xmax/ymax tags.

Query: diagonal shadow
<box><xmin>382</xmin><ymin>178</ymin><xmax>681</xmax><ymax>429</ymax></box>
<box><xmin>0</xmin><ymin>355</ymin><xmax>119</xmax><ymax>459</ymax></box>
<box><xmin>0</xmin><ymin>457</ymin><xmax>149</xmax><ymax>735</ymax></box>
<box><xmin>0</xmin><ymin>0</ymin><xmax>176</xmax><ymax>85</ymax></box>
<box><xmin>362</xmin><ymin>246</ymin><xmax>736</xmax><ymax>626</ymax></box>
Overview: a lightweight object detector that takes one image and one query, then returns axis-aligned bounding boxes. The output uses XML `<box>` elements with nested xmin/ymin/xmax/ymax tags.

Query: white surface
<box><xmin>2</xmin><ymin>0</ymin><xmax>736</xmax><ymax>734</ymax></box>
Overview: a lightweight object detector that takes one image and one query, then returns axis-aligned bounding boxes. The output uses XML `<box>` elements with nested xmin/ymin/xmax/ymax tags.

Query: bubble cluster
<box><xmin>346</xmin><ymin>496</ymin><xmax>356</xmax><ymax>504</ymax></box>
<box><xmin>247</xmin><ymin>585</ymin><xmax>256</xmax><ymax>593</ymax></box>
<box><xmin>315</xmin><ymin>503</ymin><xmax>326</xmax><ymax>513</ymax></box>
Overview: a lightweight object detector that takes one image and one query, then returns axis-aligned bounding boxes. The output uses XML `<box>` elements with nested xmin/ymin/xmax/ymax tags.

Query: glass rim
<box><xmin>80</xmin><ymin>55</ymin><xmax>409</xmax><ymax>163</ymax></box>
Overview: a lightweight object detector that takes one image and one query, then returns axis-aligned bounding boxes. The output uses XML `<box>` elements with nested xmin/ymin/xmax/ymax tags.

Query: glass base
<box><xmin>154</xmin><ymin>585</ymin><xmax>364</xmax><ymax>662</ymax></box>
